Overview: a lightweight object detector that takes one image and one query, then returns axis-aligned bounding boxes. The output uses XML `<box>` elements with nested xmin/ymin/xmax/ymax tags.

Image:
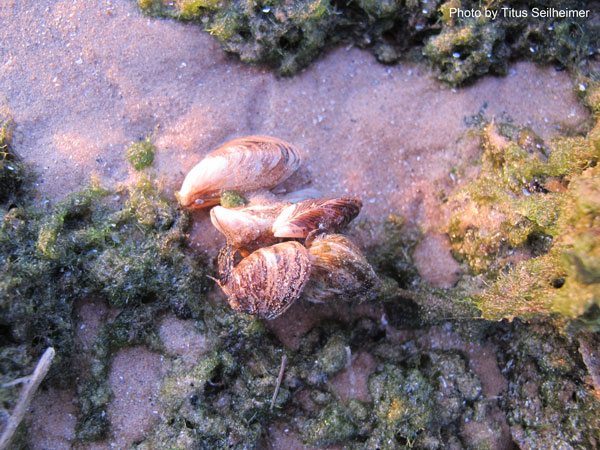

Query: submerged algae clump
<box><xmin>281</xmin><ymin>319</ymin><xmax>496</xmax><ymax>448</ymax></box>
<box><xmin>478</xmin><ymin>164</ymin><xmax>600</xmax><ymax>325</ymax></box>
<box><xmin>446</xmin><ymin>116</ymin><xmax>600</xmax><ymax>324</ymax></box>
<box><xmin>425</xmin><ymin>0</ymin><xmax>599</xmax><ymax>86</ymax></box>
<box><xmin>0</xmin><ymin>115</ymin><xmax>28</xmax><ymax>204</ymax></box>
<box><xmin>138</xmin><ymin>314</ymin><xmax>290</xmax><ymax>449</ymax></box>
<box><xmin>366</xmin><ymin>348</ymin><xmax>490</xmax><ymax>449</ymax></box>
<box><xmin>369</xmin><ymin>365</ymin><xmax>435</xmax><ymax>447</ymax></box>
<box><xmin>0</xmin><ymin>122</ymin><xmax>209</xmax><ymax>440</ymax></box>
<box><xmin>220</xmin><ymin>190</ymin><xmax>245</xmax><ymax>208</ymax></box>
<box><xmin>126</xmin><ymin>138</ymin><xmax>155</xmax><ymax>171</ymax></box>
<box><xmin>136</xmin><ymin>0</ymin><xmax>599</xmax><ymax>83</ymax></box>
<box><xmin>36</xmin><ymin>176</ymin><xmax>206</xmax><ymax>314</ymax></box>
<box><xmin>67</xmin><ymin>178</ymin><xmax>208</xmax><ymax>439</ymax></box>
<box><xmin>494</xmin><ymin>320</ymin><xmax>600</xmax><ymax>448</ymax></box>
<box><xmin>362</xmin><ymin>214</ymin><xmax>479</xmax><ymax>328</ymax></box>
<box><xmin>141</xmin><ymin>321</ymin><xmax>358</xmax><ymax>449</ymax></box>
<box><xmin>301</xmin><ymin>404</ymin><xmax>356</xmax><ymax>446</ymax></box>
<box><xmin>424</xmin><ymin>16</ymin><xmax>508</xmax><ymax>86</ymax></box>
<box><xmin>365</xmin><ymin>214</ymin><xmax>422</xmax><ymax>290</ymax></box>
<box><xmin>139</xmin><ymin>0</ymin><xmax>334</xmax><ymax>76</ymax></box>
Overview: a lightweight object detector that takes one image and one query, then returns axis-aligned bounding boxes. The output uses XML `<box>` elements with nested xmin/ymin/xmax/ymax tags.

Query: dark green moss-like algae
<box><xmin>0</xmin><ymin>125</ymin><xmax>209</xmax><ymax>439</ymax></box>
<box><xmin>136</xmin><ymin>0</ymin><xmax>599</xmax><ymax>84</ymax></box>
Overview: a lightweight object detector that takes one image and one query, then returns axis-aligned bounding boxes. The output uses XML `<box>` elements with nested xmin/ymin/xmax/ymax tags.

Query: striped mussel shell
<box><xmin>216</xmin><ymin>241</ymin><xmax>311</xmax><ymax>320</ymax></box>
<box><xmin>177</xmin><ymin>135</ymin><xmax>302</xmax><ymax>209</ymax></box>
<box><xmin>272</xmin><ymin>197</ymin><xmax>362</xmax><ymax>238</ymax></box>
<box><xmin>210</xmin><ymin>202</ymin><xmax>290</xmax><ymax>252</ymax></box>
<box><xmin>303</xmin><ymin>234</ymin><xmax>380</xmax><ymax>303</ymax></box>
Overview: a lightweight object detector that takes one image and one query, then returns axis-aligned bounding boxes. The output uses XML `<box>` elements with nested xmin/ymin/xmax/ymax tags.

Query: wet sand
<box><xmin>0</xmin><ymin>0</ymin><xmax>590</xmax><ymax>448</ymax></box>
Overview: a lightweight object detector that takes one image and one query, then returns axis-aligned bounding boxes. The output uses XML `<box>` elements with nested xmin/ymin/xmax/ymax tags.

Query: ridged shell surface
<box><xmin>272</xmin><ymin>197</ymin><xmax>362</xmax><ymax>238</ymax></box>
<box><xmin>219</xmin><ymin>241</ymin><xmax>311</xmax><ymax>320</ymax></box>
<box><xmin>178</xmin><ymin>136</ymin><xmax>301</xmax><ymax>209</ymax></box>
<box><xmin>210</xmin><ymin>203</ymin><xmax>290</xmax><ymax>251</ymax></box>
<box><xmin>303</xmin><ymin>234</ymin><xmax>380</xmax><ymax>303</ymax></box>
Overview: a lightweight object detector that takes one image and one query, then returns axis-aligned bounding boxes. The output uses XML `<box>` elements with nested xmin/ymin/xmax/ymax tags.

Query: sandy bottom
<box><xmin>0</xmin><ymin>0</ymin><xmax>589</xmax><ymax>448</ymax></box>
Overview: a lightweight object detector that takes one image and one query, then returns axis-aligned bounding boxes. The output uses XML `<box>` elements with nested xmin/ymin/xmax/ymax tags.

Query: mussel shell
<box><xmin>219</xmin><ymin>241</ymin><xmax>311</xmax><ymax>319</ymax></box>
<box><xmin>177</xmin><ymin>135</ymin><xmax>301</xmax><ymax>209</ymax></box>
<box><xmin>282</xmin><ymin>187</ymin><xmax>324</xmax><ymax>203</ymax></box>
<box><xmin>210</xmin><ymin>203</ymin><xmax>290</xmax><ymax>251</ymax></box>
<box><xmin>272</xmin><ymin>197</ymin><xmax>362</xmax><ymax>238</ymax></box>
<box><xmin>303</xmin><ymin>234</ymin><xmax>380</xmax><ymax>303</ymax></box>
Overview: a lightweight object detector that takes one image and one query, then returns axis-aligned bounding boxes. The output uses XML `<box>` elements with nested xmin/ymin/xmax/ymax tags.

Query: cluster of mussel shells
<box><xmin>177</xmin><ymin>136</ymin><xmax>380</xmax><ymax>320</ymax></box>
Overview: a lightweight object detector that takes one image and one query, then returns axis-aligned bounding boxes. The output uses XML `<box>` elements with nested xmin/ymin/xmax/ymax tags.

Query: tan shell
<box><xmin>177</xmin><ymin>135</ymin><xmax>302</xmax><ymax>209</ymax></box>
<box><xmin>303</xmin><ymin>234</ymin><xmax>380</xmax><ymax>303</ymax></box>
<box><xmin>217</xmin><ymin>241</ymin><xmax>311</xmax><ymax>320</ymax></box>
<box><xmin>210</xmin><ymin>203</ymin><xmax>290</xmax><ymax>251</ymax></box>
<box><xmin>272</xmin><ymin>197</ymin><xmax>362</xmax><ymax>238</ymax></box>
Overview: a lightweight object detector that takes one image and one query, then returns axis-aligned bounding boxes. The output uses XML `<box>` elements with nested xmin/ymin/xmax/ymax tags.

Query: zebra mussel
<box><xmin>178</xmin><ymin>135</ymin><xmax>379</xmax><ymax>319</ymax></box>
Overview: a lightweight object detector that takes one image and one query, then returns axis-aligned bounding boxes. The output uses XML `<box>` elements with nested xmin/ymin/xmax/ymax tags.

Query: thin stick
<box><xmin>0</xmin><ymin>347</ymin><xmax>55</xmax><ymax>450</ymax></box>
<box><xmin>1</xmin><ymin>377</ymin><xmax>30</xmax><ymax>388</ymax></box>
<box><xmin>270</xmin><ymin>355</ymin><xmax>287</xmax><ymax>411</ymax></box>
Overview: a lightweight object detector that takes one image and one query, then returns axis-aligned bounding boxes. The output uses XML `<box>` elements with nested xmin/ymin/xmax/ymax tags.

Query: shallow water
<box><xmin>0</xmin><ymin>0</ymin><xmax>593</xmax><ymax>448</ymax></box>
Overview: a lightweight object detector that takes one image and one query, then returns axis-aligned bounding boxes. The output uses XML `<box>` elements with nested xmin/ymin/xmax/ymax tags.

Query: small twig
<box><xmin>0</xmin><ymin>347</ymin><xmax>55</xmax><ymax>450</ymax></box>
<box><xmin>1</xmin><ymin>377</ymin><xmax>30</xmax><ymax>388</ymax></box>
<box><xmin>270</xmin><ymin>355</ymin><xmax>287</xmax><ymax>411</ymax></box>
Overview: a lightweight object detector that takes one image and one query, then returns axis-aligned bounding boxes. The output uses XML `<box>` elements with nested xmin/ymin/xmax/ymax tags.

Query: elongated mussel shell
<box><xmin>272</xmin><ymin>197</ymin><xmax>362</xmax><ymax>238</ymax></box>
<box><xmin>217</xmin><ymin>241</ymin><xmax>311</xmax><ymax>319</ymax></box>
<box><xmin>210</xmin><ymin>203</ymin><xmax>290</xmax><ymax>251</ymax></box>
<box><xmin>303</xmin><ymin>234</ymin><xmax>380</xmax><ymax>303</ymax></box>
<box><xmin>177</xmin><ymin>135</ymin><xmax>301</xmax><ymax>209</ymax></box>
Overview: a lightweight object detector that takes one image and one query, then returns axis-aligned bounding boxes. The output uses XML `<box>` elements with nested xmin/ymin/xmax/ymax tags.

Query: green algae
<box><xmin>424</xmin><ymin>0</ymin><xmax>599</xmax><ymax>86</ymax></box>
<box><xmin>0</xmin><ymin>121</ymin><xmax>210</xmax><ymax>440</ymax></box>
<box><xmin>220</xmin><ymin>190</ymin><xmax>246</xmax><ymax>208</ymax></box>
<box><xmin>0</xmin><ymin>115</ymin><xmax>27</xmax><ymax>205</ymax></box>
<box><xmin>446</xmin><ymin>112</ymin><xmax>600</xmax><ymax>324</ymax></box>
<box><xmin>301</xmin><ymin>404</ymin><xmax>356</xmax><ymax>446</ymax></box>
<box><xmin>77</xmin><ymin>304</ymin><xmax>170</xmax><ymax>439</ymax></box>
<box><xmin>68</xmin><ymin>176</ymin><xmax>209</xmax><ymax>438</ymax></box>
<box><xmin>424</xmin><ymin>17</ymin><xmax>508</xmax><ymax>86</ymax></box>
<box><xmin>135</xmin><ymin>0</ymin><xmax>599</xmax><ymax>83</ymax></box>
<box><xmin>361</xmin><ymin>214</ymin><xmax>480</xmax><ymax>329</ymax></box>
<box><xmin>493</xmin><ymin>320</ymin><xmax>600</xmax><ymax>448</ymax></box>
<box><xmin>137</xmin><ymin>320</ymin><xmax>362</xmax><ymax>448</ymax></box>
<box><xmin>365</xmin><ymin>348</ymin><xmax>491</xmax><ymax>449</ymax></box>
<box><xmin>136</xmin><ymin>310</ymin><xmax>290</xmax><ymax>449</ymax></box>
<box><xmin>138</xmin><ymin>0</ymin><xmax>334</xmax><ymax>76</ymax></box>
<box><xmin>127</xmin><ymin>138</ymin><xmax>155</xmax><ymax>171</ymax></box>
<box><xmin>365</xmin><ymin>214</ymin><xmax>422</xmax><ymax>290</ymax></box>
<box><xmin>369</xmin><ymin>365</ymin><xmax>435</xmax><ymax>446</ymax></box>
<box><xmin>293</xmin><ymin>318</ymin><xmax>600</xmax><ymax>449</ymax></box>
<box><xmin>157</xmin><ymin>350</ymin><xmax>268</xmax><ymax>447</ymax></box>
<box><xmin>313</xmin><ymin>334</ymin><xmax>349</xmax><ymax>378</ymax></box>
<box><xmin>425</xmin><ymin>0</ymin><xmax>600</xmax><ymax>85</ymax></box>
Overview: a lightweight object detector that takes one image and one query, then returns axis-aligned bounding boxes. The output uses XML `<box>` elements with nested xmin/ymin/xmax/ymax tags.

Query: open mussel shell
<box><xmin>177</xmin><ymin>135</ymin><xmax>302</xmax><ymax>209</ymax></box>
<box><xmin>210</xmin><ymin>203</ymin><xmax>290</xmax><ymax>251</ymax></box>
<box><xmin>217</xmin><ymin>241</ymin><xmax>311</xmax><ymax>320</ymax></box>
<box><xmin>272</xmin><ymin>197</ymin><xmax>362</xmax><ymax>238</ymax></box>
<box><xmin>303</xmin><ymin>234</ymin><xmax>380</xmax><ymax>303</ymax></box>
